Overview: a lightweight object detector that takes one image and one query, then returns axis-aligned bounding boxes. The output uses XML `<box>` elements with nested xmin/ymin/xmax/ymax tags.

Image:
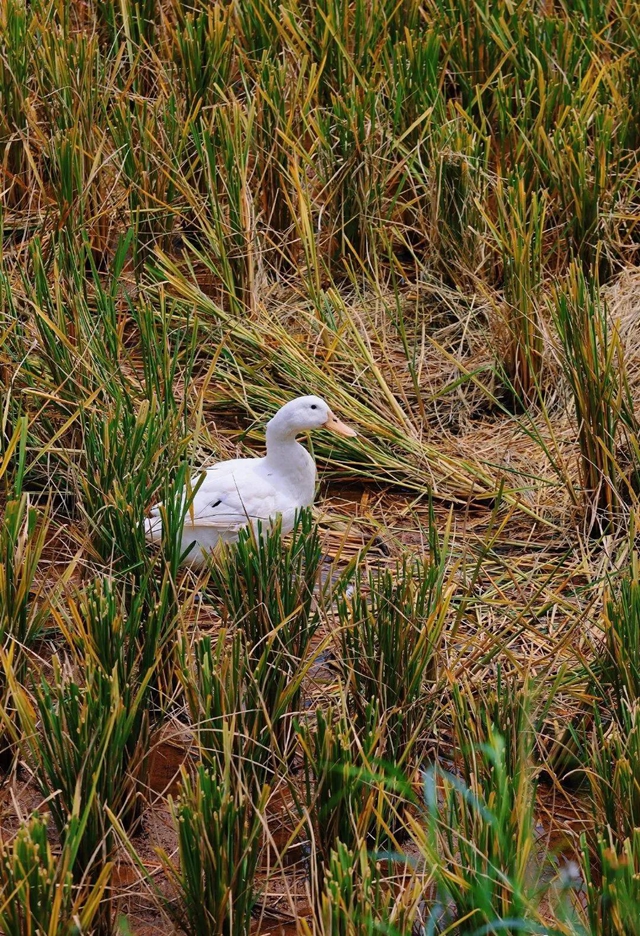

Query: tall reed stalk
<box><xmin>603</xmin><ymin>552</ymin><xmax>640</xmax><ymax>711</ymax></box>
<box><xmin>0</xmin><ymin>813</ymin><xmax>110</xmax><ymax>936</ymax></box>
<box><xmin>207</xmin><ymin>509</ymin><xmax>322</xmax><ymax>762</ymax></box>
<box><xmin>416</xmin><ymin>728</ymin><xmax>539</xmax><ymax>933</ymax></box>
<box><xmin>160</xmin><ymin>761</ymin><xmax>268</xmax><ymax>936</ymax></box>
<box><xmin>5</xmin><ymin>648</ymin><xmax>157</xmax><ymax>935</ymax></box>
<box><xmin>0</xmin><ymin>421</ymin><xmax>49</xmax><ymax>763</ymax></box>
<box><xmin>337</xmin><ymin>547</ymin><xmax>452</xmax><ymax>769</ymax></box>
<box><xmin>552</xmin><ymin>263</ymin><xmax>626</xmax><ymax>530</ymax></box>
<box><xmin>492</xmin><ymin>173</ymin><xmax>546</xmax><ymax>407</ymax></box>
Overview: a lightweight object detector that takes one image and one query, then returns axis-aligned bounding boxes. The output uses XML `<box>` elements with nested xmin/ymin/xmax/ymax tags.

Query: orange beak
<box><xmin>323</xmin><ymin>410</ymin><xmax>357</xmax><ymax>438</ymax></box>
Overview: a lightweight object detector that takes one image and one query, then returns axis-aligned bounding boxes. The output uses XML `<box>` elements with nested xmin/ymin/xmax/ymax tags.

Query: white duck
<box><xmin>145</xmin><ymin>395</ymin><xmax>356</xmax><ymax>567</ymax></box>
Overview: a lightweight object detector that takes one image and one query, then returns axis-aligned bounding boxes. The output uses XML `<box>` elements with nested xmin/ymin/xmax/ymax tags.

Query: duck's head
<box><xmin>269</xmin><ymin>395</ymin><xmax>357</xmax><ymax>438</ymax></box>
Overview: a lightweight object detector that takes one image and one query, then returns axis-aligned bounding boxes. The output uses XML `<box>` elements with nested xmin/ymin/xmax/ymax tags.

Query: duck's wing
<box><xmin>178</xmin><ymin>461</ymin><xmax>279</xmax><ymax>532</ymax></box>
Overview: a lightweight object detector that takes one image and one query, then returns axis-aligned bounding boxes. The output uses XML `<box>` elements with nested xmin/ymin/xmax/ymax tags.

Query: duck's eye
<box><xmin>310</xmin><ymin>404</ymin><xmax>317</xmax><ymax>410</ymax></box>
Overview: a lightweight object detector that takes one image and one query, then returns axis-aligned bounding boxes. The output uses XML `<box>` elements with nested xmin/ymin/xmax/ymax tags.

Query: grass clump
<box><xmin>161</xmin><ymin>762</ymin><xmax>267</xmax><ymax>936</ymax></box>
<box><xmin>587</xmin><ymin>552</ymin><xmax>640</xmax><ymax>846</ymax></box>
<box><xmin>4</xmin><ymin>653</ymin><xmax>153</xmax><ymax>933</ymax></box>
<box><xmin>603</xmin><ymin>553</ymin><xmax>640</xmax><ymax>711</ymax></box>
<box><xmin>492</xmin><ymin>172</ymin><xmax>547</xmax><ymax>408</ymax></box>
<box><xmin>581</xmin><ymin>829</ymin><xmax>640</xmax><ymax>936</ymax></box>
<box><xmin>417</xmin><ymin>727</ymin><xmax>540</xmax><ymax>934</ymax></box>
<box><xmin>337</xmin><ymin>540</ymin><xmax>452</xmax><ymax>769</ymax></box>
<box><xmin>206</xmin><ymin>509</ymin><xmax>322</xmax><ymax>762</ymax></box>
<box><xmin>552</xmin><ymin>263</ymin><xmax>631</xmax><ymax>530</ymax></box>
<box><xmin>181</xmin><ymin>629</ymin><xmax>279</xmax><ymax>789</ymax></box>
<box><xmin>296</xmin><ymin>701</ymin><xmax>384</xmax><ymax>873</ymax></box>
<box><xmin>208</xmin><ymin>509</ymin><xmax>322</xmax><ymax>651</ymax></box>
<box><xmin>313</xmin><ymin>840</ymin><xmax>416</xmax><ymax>936</ymax></box>
<box><xmin>0</xmin><ymin>813</ymin><xmax>110</xmax><ymax>936</ymax></box>
<box><xmin>589</xmin><ymin>701</ymin><xmax>640</xmax><ymax>847</ymax></box>
<box><xmin>0</xmin><ymin>492</ymin><xmax>49</xmax><ymax>763</ymax></box>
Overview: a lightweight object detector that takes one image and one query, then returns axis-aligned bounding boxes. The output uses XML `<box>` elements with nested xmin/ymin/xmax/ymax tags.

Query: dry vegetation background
<box><xmin>2</xmin><ymin>0</ymin><xmax>640</xmax><ymax>933</ymax></box>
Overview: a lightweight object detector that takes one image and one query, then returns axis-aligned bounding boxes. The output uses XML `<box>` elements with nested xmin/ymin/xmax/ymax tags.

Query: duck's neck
<box><xmin>265</xmin><ymin>421</ymin><xmax>304</xmax><ymax>465</ymax></box>
<box><xmin>264</xmin><ymin>421</ymin><xmax>315</xmax><ymax>485</ymax></box>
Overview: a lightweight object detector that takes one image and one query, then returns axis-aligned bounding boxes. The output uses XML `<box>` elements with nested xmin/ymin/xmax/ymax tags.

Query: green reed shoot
<box><xmin>0</xmin><ymin>813</ymin><xmax>110</xmax><ymax>936</ymax></box>
<box><xmin>314</xmin><ymin>86</ymin><xmax>388</xmax><ymax>261</ymax></box>
<box><xmin>0</xmin><ymin>496</ymin><xmax>48</xmax><ymax>672</ymax></box>
<box><xmin>208</xmin><ymin>508</ymin><xmax>321</xmax><ymax>653</ymax></box>
<box><xmin>383</xmin><ymin>27</ymin><xmax>443</xmax><ymax>137</ymax></box>
<box><xmin>337</xmin><ymin>551</ymin><xmax>452</xmax><ymax>769</ymax></box>
<box><xmin>603</xmin><ymin>553</ymin><xmax>640</xmax><ymax>712</ymax></box>
<box><xmin>161</xmin><ymin>762</ymin><xmax>268</xmax><ymax>936</ymax></box>
<box><xmin>59</xmin><ymin>575</ymin><xmax>175</xmax><ymax>806</ymax></box>
<box><xmin>97</xmin><ymin>0</ymin><xmax>157</xmax><ymax>93</ymax></box>
<box><xmin>35</xmin><ymin>26</ymin><xmax>111</xmax><ymax>257</ymax></box>
<box><xmin>0</xmin><ymin>0</ymin><xmax>32</xmax><ymax>208</ymax></box>
<box><xmin>170</xmin><ymin>4</ymin><xmax>232</xmax><ymax>111</ymax></box>
<box><xmin>0</xmin><ymin>490</ymin><xmax>49</xmax><ymax>762</ymax></box>
<box><xmin>589</xmin><ymin>701</ymin><xmax>640</xmax><ymax>847</ymax></box>
<box><xmin>428</xmin><ymin>117</ymin><xmax>488</xmax><ymax>280</ymax></box>
<box><xmin>544</xmin><ymin>108</ymin><xmax>619</xmax><ymax>276</ymax></box>
<box><xmin>77</xmin><ymin>456</ymin><xmax>200</xmax><ymax>708</ymax></box>
<box><xmin>451</xmin><ymin>673</ymin><xmax>539</xmax><ymax>784</ymax></box>
<box><xmin>233</xmin><ymin>0</ymin><xmax>283</xmax><ymax>60</ymax></box>
<box><xmin>315</xmin><ymin>840</ymin><xmax>414</xmax><ymax>936</ymax></box>
<box><xmin>418</xmin><ymin>728</ymin><xmax>539</xmax><ymax>934</ymax></box>
<box><xmin>552</xmin><ymin>262</ymin><xmax>625</xmax><ymax>529</ymax></box>
<box><xmin>213</xmin><ymin>101</ymin><xmax>258</xmax><ymax>313</ymax></box>
<box><xmin>581</xmin><ymin>829</ymin><xmax>640</xmax><ymax>936</ymax></box>
<box><xmin>253</xmin><ymin>56</ymin><xmax>298</xmax><ymax>257</ymax></box>
<box><xmin>207</xmin><ymin>509</ymin><xmax>322</xmax><ymax>759</ymax></box>
<box><xmin>80</xmin><ymin>398</ymin><xmax>188</xmax><ymax>572</ymax></box>
<box><xmin>8</xmin><ymin>656</ymin><xmax>151</xmax><ymax>886</ymax></box>
<box><xmin>180</xmin><ymin>630</ymin><xmax>277</xmax><ymax>788</ymax></box>
<box><xmin>492</xmin><ymin>172</ymin><xmax>546</xmax><ymax>407</ymax></box>
<box><xmin>185</xmin><ymin>105</ymin><xmax>258</xmax><ymax>314</ymax></box>
<box><xmin>296</xmin><ymin>701</ymin><xmax>384</xmax><ymax>877</ymax></box>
